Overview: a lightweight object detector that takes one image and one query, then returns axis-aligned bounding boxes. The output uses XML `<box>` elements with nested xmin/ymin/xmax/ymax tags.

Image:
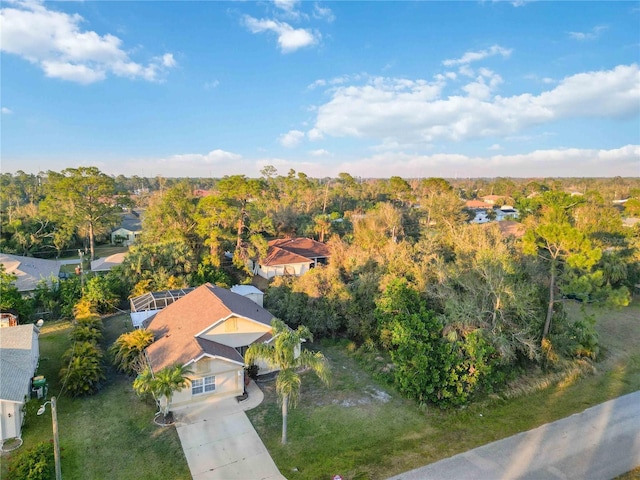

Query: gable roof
<box><xmin>465</xmin><ymin>200</ymin><xmax>492</xmax><ymax>209</ymax></box>
<box><xmin>261</xmin><ymin>237</ymin><xmax>330</xmax><ymax>267</ymax></box>
<box><xmin>144</xmin><ymin>283</ymin><xmax>274</xmax><ymax>371</ymax></box>
<box><xmin>0</xmin><ymin>324</ymin><xmax>39</xmax><ymax>403</ymax></box>
<box><xmin>118</xmin><ymin>211</ymin><xmax>143</xmax><ymax>232</ymax></box>
<box><xmin>0</xmin><ymin>254</ymin><xmax>61</xmax><ymax>292</ymax></box>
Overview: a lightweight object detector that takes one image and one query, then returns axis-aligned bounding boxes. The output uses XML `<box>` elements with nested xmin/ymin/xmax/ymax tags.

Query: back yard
<box><xmin>1</xmin><ymin>314</ymin><xmax>190</xmax><ymax>480</ymax></box>
<box><xmin>247</xmin><ymin>301</ymin><xmax>640</xmax><ymax>480</ymax></box>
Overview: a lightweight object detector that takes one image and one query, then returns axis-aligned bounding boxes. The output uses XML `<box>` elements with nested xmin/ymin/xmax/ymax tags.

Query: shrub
<box><xmin>59</xmin><ymin>341</ymin><xmax>105</xmax><ymax>396</ymax></box>
<box><xmin>7</xmin><ymin>441</ymin><xmax>54</xmax><ymax>480</ymax></box>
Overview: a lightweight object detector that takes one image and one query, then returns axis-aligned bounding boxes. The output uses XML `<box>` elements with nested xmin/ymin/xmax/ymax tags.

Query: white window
<box><xmin>192</xmin><ymin>376</ymin><xmax>215</xmax><ymax>396</ymax></box>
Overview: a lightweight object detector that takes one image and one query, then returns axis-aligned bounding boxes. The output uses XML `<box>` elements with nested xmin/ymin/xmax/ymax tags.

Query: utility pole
<box><xmin>52</xmin><ymin>397</ymin><xmax>62</xmax><ymax>480</ymax></box>
<box><xmin>37</xmin><ymin>396</ymin><xmax>62</xmax><ymax>480</ymax></box>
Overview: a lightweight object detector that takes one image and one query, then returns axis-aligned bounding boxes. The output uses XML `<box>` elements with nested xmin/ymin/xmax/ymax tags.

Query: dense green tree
<box><xmin>433</xmin><ymin>224</ymin><xmax>543</xmax><ymax>363</ymax></box>
<box><xmin>40</xmin><ymin>167</ymin><xmax>122</xmax><ymax>261</ymax></box>
<box><xmin>377</xmin><ymin>280</ymin><xmax>462</xmax><ymax>406</ymax></box>
<box><xmin>142</xmin><ymin>182</ymin><xmax>199</xmax><ymax>252</ymax></box>
<box><xmin>245</xmin><ymin>319</ymin><xmax>330</xmax><ymax>444</ymax></box>
<box><xmin>523</xmin><ymin>194</ymin><xmax>602</xmax><ymax>338</ymax></box>
<box><xmin>110</xmin><ymin>329</ymin><xmax>155</xmax><ymax>375</ymax></box>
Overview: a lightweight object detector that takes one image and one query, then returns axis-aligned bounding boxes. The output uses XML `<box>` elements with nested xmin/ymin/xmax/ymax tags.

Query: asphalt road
<box><xmin>389</xmin><ymin>390</ymin><xmax>640</xmax><ymax>480</ymax></box>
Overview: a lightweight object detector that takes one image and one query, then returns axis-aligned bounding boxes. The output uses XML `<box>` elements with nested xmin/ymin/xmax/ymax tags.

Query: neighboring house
<box><xmin>142</xmin><ymin>283</ymin><xmax>287</xmax><ymax>409</ymax></box>
<box><xmin>0</xmin><ymin>324</ymin><xmax>40</xmax><ymax>441</ymax></box>
<box><xmin>465</xmin><ymin>199</ymin><xmax>492</xmax><ymax>209</ymax></box>
<box><xmin>90</xmin><ymin>252</ymin><xmax>127</xmax><ymax>273</ymax></box>
<box><xmin>470</xmin><ymin>205</ymin><xmax>519</xmax><ymax>224</ymax></box>
<box><xmin>253</xmin><ymin>237</ymin><xmax>331</xmax><ymax>279</ymax></box>
<box><xmin>110</xmin><ymin>210</ymin><xmax>143</xmax><ymax>246</ymax></box>
<box><xmin>0</xmin><ymin>253</ymin><xmax>61</xmax><ymax>293</ymax></box>
<box><xmin>480</xmin><ymin>195</ymin><xmax>508</xmax><ymax>205</ymax></box>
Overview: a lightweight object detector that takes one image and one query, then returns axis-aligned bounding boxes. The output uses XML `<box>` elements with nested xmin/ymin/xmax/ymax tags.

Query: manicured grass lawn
<box><xmin>1</xmin><ymin>314</ymin><xmax>190</xmax><ymax>480</ymax></box>
<box><xmin>247</xmin><ymin>301</ymin><xmax>640</xmax><ymax>480</ymax></box>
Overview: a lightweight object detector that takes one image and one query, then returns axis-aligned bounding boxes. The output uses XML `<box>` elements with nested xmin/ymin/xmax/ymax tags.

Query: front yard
<box><xmin>247</xmin><ymin>301</ymin><xmax>640</xmax><ymax>480</ymax></box>
<box><xmin>3</xmin><ymin>302</ymin><xmax>637</xmax><ymax>480</ymax></box>
<box><xmin>1</xmin><ymin>314</ymin><xmax>190</xmax><ymax>480</ymax></box>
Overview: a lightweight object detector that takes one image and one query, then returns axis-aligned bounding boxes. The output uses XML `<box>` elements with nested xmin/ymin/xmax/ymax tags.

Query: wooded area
<box><xmin>2</xmin><ymin>167</ymin><xmax>639</xmax><ymax>407</ymax></box>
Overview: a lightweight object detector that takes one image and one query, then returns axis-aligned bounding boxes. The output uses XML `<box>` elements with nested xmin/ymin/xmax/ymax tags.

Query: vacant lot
<box><xmin>1</xmin><ymin>314</ymin><xmax>190</xmax><ymax>480</ymax></box>
<box><xmin>247</xmin><ymin>301</ymin><xmax>640</xmax><ymax>480</ymax></box>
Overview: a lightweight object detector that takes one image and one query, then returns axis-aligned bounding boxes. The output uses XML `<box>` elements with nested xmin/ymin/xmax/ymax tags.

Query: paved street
<box><xmin>389</xmin><ymin>391</ymin><xmax>640</xmax><ymax>480</ymax></box>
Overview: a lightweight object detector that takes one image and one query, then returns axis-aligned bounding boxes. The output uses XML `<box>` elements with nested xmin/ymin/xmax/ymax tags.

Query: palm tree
<box><xmin>245</xmin><ymin>319</ymin><xmax>330</xmax><ymax>444</ymax></box>
<box><xmin>110</xmin><ymin>329</ymin><xmax>154</xmax><ymax>375</ymax></box>
<box><xmin>133</xmin><ymin>363</ymin><xmax>192</xmax><ymax>421</ymax></box>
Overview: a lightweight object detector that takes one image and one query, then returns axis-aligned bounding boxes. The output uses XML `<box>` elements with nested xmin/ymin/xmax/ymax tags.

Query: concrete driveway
<box><xmin>174</xmin><ymin>381</ymin><xmax>286</xmax><ymax>480</ymax></box>
<box><xmin>389</xmin><ymin>390</ymin><xmax>640</xmax><ymax>480</ymax></box>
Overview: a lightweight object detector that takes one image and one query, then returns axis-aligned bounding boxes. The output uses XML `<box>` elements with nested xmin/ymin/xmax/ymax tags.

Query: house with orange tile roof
<box><xmin>253</xmin><ymin>237</ymin><xmax>330</xmax><ymax>279</ymax></box>
<box><xmin>142</xmin><ymin>283</ymin><xmax>289</xmax><ymax>409</ymax></box>
<box><xmin>465</xmin><ymin>199</ymin><xmax>492</xmax><ymax>209</ymax></box>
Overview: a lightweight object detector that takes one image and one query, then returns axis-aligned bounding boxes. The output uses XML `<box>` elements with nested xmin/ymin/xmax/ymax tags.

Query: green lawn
<box><xmin>1</xmin><ymin>314</ymin><xmax>190</xmax><ymax>480</ymax></box>
<box><xmin>247</xmin><ymin>301</ymin><xmax>640</xmax><ymax>480</ymax></box>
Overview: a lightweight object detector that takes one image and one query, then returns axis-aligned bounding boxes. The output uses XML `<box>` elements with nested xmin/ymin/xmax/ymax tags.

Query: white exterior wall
<box><xmin>170</xmin><ymin>357</ymin><xmax>243</xmax><ymax>409</ymax></box>
<box><xmin>111</xmin><ymin>228</ymin><xmax>137</xmax><ymax>246</ymax></box>
<box><xmin>0</xmin><ymin>401</ymin><xmax>22</xmax><ymax>441</ymax></box>
<box><xmin>257</xmin><ymin>262</ymin><xmax>311</xmax><ymax>279</ymax></box>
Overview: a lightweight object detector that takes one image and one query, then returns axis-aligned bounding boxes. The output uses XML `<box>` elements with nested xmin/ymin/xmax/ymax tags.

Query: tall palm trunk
<box><xmin>281</xmin><ymin>394</ymin><xmax>288</xmax><ymax>445</ymax></box>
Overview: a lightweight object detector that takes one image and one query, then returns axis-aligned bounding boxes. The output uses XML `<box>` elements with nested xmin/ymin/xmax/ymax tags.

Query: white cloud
<box><xmin>0</xmin><ymin>1</ymin><xmax>176</xmax><ymax>84</ymax></box>
<box><xmin>443</xmin><ymin>45</ymin><xmax>512</xmax><ymax>67</ymax></box>
<box><xmin>488</xmin><ymin>144</ymin><xmax>502</xmax><ymax>151</ymax></box>
<box><xmin>2</xmin><ymin>107</ymin><xmax>14</xmax><ymax>114</ymax></box>
<box><xmin>204</xmin><ymin>79</ymin><xmax>220</xmax><ymax>90</ymax></box>
<box><xmin>568</xmin><ymin>25</ymin><xmax>608</xmax><ymax>41</ymax></box>
<box><xmin>309</xmin><ymin>64</ymin><xmax>640</xmax><ymax>145</ymax></box>
<box><xmin>243</xmin><ymin>15</ymin><xmax>319</xmax><ymax>53</ymax></box>
<box><xmin>169</xmin><ymin>149</ymin><xmax>242</xmax><ymax>165</ymax></box>
<box><xmin>313</xmin><ymin>3</ymin><xmax>335</xmax><ymax>22</ymax></box>
<box><xmin>307</xmin><ymin>74</ymin><xmax>362</xmax><ymax>90</ymax></box>
<box><xmin>160</xmin><ymin>53</ymin><xmax>176</xmax><ymax>68</ymax></box>
<box><xmin>330</xmin><ymin>145</ymin><xmax>640</xmax><ymax>178</ymax></box>
<box><xmin>307</xmin><ymin>128</ymin><xmax>324</xmax><ymax>141</ymax></box>
<box><xmin>309</xmin><ymin>149</ymin><xmax>331</xmax><ymax>156</ymax></box>
<box><xmin>274</xmin><ymin>0</ymin><xmax>299</xmax><ymax>13</ymax></box>
<box><xmin>279</xmin><ymin>129</ymin><xmax>305</xmax><ymax>147</ymax></box>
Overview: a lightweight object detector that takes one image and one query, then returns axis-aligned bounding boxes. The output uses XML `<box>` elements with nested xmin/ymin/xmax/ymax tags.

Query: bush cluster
<box><xmin>58</xmin><ymin>301</ymin><xmax>105</xmax><ymax>396</ymax></box>
<box><xmin>6</xmin><ymin>442</ymin><xmax>54</xmax><ymax>480</ymax></box>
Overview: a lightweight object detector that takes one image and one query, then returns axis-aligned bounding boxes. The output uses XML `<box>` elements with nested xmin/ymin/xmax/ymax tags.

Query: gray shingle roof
<box><xmin>0</xmin><ymin>254</ymin><xmax>61</xmax><ymax>292</ymax></box>
<box><xmin>0</xmin><ymin>324</ymin><xmax>39</xmax><ymax>403</ymax></box>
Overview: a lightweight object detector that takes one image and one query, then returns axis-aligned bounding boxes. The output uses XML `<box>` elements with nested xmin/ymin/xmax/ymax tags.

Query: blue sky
<box><xmin>1</xmin><ymin>0</ymin><xmax>639</xmax><ymax>178</ymax></box>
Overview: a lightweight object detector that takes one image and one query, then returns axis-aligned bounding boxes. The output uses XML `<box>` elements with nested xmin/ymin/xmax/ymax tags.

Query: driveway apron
<box><xmin>174</xmin><ymin>381</ymin><xmax>286</xmax><ymax>480</ymax></box>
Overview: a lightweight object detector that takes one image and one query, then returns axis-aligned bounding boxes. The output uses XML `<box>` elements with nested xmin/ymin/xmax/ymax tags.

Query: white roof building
<box><xmin>0</xmin><ymin>253</ymin><xmax>61</xmax><ymax>292</ymax></box>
